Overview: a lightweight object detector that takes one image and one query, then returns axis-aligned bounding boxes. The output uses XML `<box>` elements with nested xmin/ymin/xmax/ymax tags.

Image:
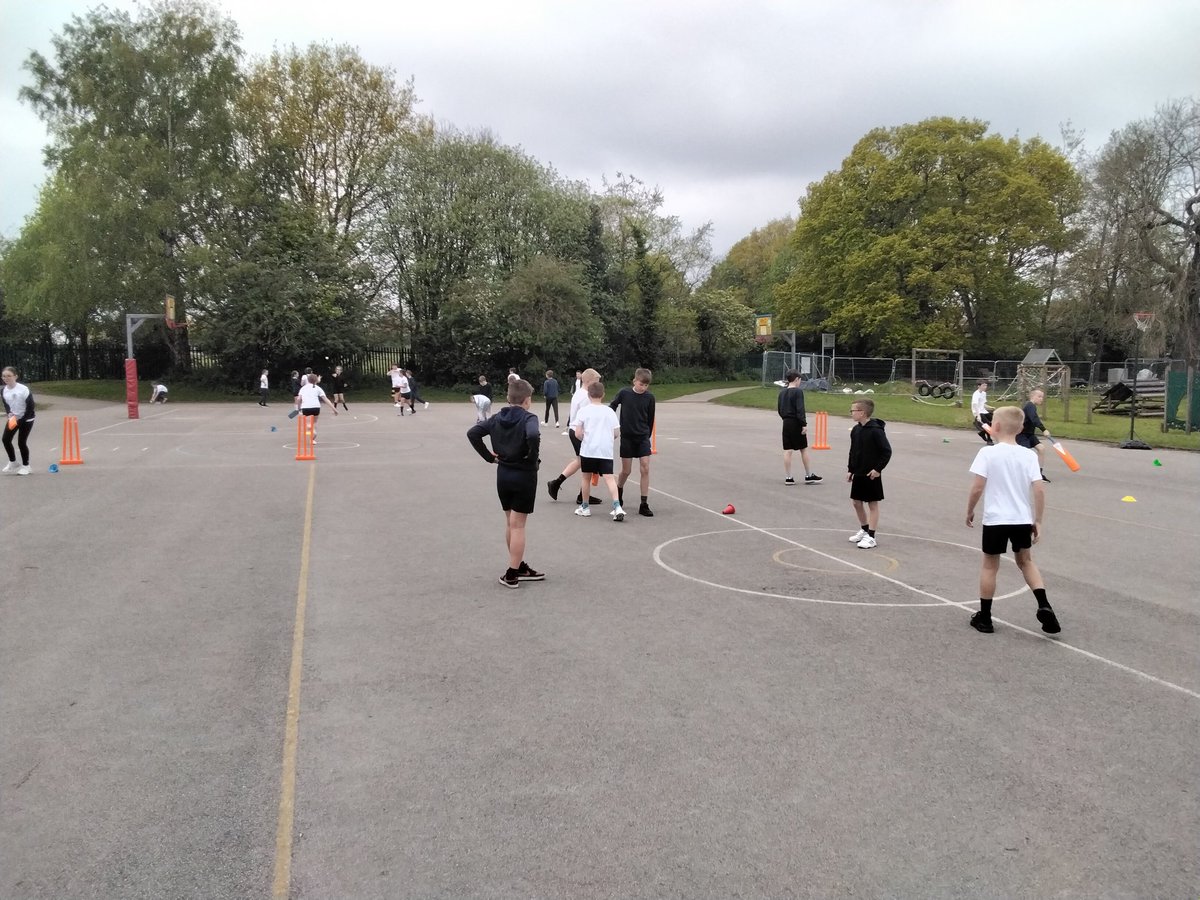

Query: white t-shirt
<box><xmin>2</xmin><ymin>383</ymin><xmax>31</xmax><ymax>419</ymax></box>
<box><xmin>260</xmin><ymin>373</ymin><xmax>269</xmax><ymax>389</ymax></box>
<box><xmin>970</xmin><ymin>388</ymin><xmax>989</xmax><ymax>418</ymax></box>
<box><xmin>297</xmin><ymin>382</ymin><xmax>328</xmax><ymax>409</ymax></box>
<box><xmin>397</xmin><ymin>375</ymin><xmax>411</xmax><ymax>394</ymax></box>
<box><xmin>389</xmin><ymin>369</ymin><xmax>403</xmax><ymax>388</ymax></box>
<box><xmin>574</xmin><ymin>403</ymin><xmax>619</xmax><ymax>460</ymax></box>
<box><xmin>969</xmin><ymin>443</ymin><xmax>1041</xmax><ymax>525</ymax></box>
<box><xmin>567</xmin><ymin>386</ymin><xmax>591</xmax><ymax>428</ymax></box>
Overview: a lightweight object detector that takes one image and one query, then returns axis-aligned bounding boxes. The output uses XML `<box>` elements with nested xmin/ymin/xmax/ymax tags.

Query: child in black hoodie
<box><xmin>467</xmin><ymin>378</ymin><xmax>545</xmax><ymax>588</ymax></box>
<box><xmin>846</xmin><ymin>397</ymin><xmax>892</xmax><ymax>549</ymax></box>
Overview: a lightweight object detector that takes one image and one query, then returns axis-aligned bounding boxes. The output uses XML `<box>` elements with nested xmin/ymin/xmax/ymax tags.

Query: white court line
<box><xmin>651</xmin><ymin>484</ymin><xmax>1200</xmax><ymax>701</ymax></box>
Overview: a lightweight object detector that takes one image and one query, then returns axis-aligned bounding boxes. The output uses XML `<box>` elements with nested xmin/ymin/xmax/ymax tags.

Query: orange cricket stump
<box><xmin>811</xmin><ymin>411</ymin><xmax>830</xmax><ymax>450</ymax></box>
<box><xmin>59</xmin><ymin>416</ymin><xmax>84</xmax><ymax>465</ymax></box>
<box><xmin>295</xmin><ymin>415</ymin><xmax>316</xmax><ymax>461</ymax></box>
<box><xmin>591</xmin><ymin>472</ymin><xmax>600</xmax><ymax>486</ymax></box>
<box><xmin>651</xmin><ymin>422</ymin><xmax>657</xmax><ymax>455</ymax></box>
<box><xmin>1046</xmin><ymin>435</ymin><xmax>1081</xmax><ymax>472</ymax></box>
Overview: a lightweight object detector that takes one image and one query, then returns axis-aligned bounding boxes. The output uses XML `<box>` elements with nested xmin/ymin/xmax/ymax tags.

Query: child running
<box><xmin>573</xmin><ymin>381</ymin><xmax>624</xmax><ymax>521</ymax></box>
<box><xmin>846</xmin><ymin>397</ymin><xmax>891</xmax><ymax>549</ymax></box>
<box><xmin>609</xmin><ymin>367</ymin><xmax>656</xmax><ymax>516</ymax></box>
<box><xmin>466</xmin><ymin>378</ymin><xmax>545</xmax><ymax>589</ymax></box>
<box><xmin>546</xmin><ymin>367</ymin><xmax>600</xmax><ymax>505</ymax></box>
<box><xmin>965</xmin><ymin>405</ymin><xmax>1061</xmax><ymax>635</ymax></box>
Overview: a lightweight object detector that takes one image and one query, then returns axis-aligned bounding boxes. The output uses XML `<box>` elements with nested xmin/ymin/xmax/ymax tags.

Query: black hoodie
<box><xmin>847</xmin><ymin>417</ymin><xmax>892</xmax><ymax>475</ymax></box>
<box><xmin>467</xmin><ymin>405</ymin><xmax>541</xmax><ymax>472</ymax></box>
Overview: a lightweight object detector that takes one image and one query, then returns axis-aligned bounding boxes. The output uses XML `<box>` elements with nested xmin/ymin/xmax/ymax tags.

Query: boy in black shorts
<box><xmin>846</xmin><ymin>398</ymin><xmax>891</xmax><ymax>549</ymax></box>
<box><xmin>467</xmin><ymin>378</ymin><xmax>545</xmax><ymax>589</ymax></box>
<box><xmin>965</xmin><ymin>405</ymin><xmax>1060</xmax><ymax>634</ymax></box>
<box><xmin>609</xmin><ymin>367</ymin><xmax>656</xmax><ymax>516</ymax></box>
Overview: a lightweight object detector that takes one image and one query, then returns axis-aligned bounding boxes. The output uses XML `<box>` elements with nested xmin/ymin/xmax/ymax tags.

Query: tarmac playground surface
<box><xmin>1</xmin><ymin>391</ymin><xmax>1197</xmax><ymax>899</ymax></box>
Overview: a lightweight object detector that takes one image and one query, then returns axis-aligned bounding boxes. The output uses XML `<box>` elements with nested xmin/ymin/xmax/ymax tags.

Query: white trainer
<box><xmin>17</xmin><ymin>465</ymin><xmax>32</xmax><ymax>476</ymax></box>
<box><xmin>574</xmin><ymin>505</ymin><xmax>592</xmax><ymax>517</ymax></box>
<box><xmin>1</xmin><ymin>462</ymin><xmax>15</xmax><ymax>473</ymax></box>
<box><xmin>611</xmin><ymin>505</ymin><xmax>625</xmax><ymax>522</ymax></box>
<box><xmin>856</xmin><ymin>535</ymin><xmax>877</xmax><ymax>549</ymax></box>
<box><xmin>424</xmin><ymin>401</ymin><xmax>430</xmax><ymax>409</ymax></box>
<box><xmin>848</xmin><ymin>528</ymin><xmax>868</xmax><ymax>543</ymax></box>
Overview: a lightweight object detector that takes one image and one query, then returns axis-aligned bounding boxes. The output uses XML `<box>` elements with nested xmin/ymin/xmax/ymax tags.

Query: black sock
<box><xmin>553</xmin><ymin>474</ymin><xmax>565</xmax><ymax>487</ymax></box>
<box><xmin>1033</xmin><ymin>588</ymin><xmax>1050</xmax><ymax>609</ymax></box>
<box><xmin>861</xmin><ymin>523</ymin><xmax>869</xmax><ymax>530</ymax></box>
<box><xmin>980</xmin><ymin>598</ymin><xmax>993</xmax><ymax>616</ymax></box>
<box><xmin>641</xmin><ymin>496</ymin><xmax>649</xmax><ymax>505</ymax></box>
<box><xmin>867</xmin><ymin>529</ymin><xmax>875</xmax><ymax>537</ymax></box>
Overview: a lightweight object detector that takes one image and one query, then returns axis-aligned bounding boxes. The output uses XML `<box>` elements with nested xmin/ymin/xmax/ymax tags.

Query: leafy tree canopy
<box><xmin>776</xmin><ymin>117</ymin><xmax>1080</xmax><ymax>356</ymax></box>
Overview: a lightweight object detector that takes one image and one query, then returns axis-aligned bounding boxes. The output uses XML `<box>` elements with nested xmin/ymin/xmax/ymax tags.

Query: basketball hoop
<box><xmin>1133</xmin><ymin>311</ymin><xmax>1154</xmax><ymax>332</ymax></box>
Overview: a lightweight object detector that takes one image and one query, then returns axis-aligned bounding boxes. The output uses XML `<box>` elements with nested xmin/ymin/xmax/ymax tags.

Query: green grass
<box><xmin>712</xmin><ymin>384</ymin><xmax>1200</xmax><ymax>451</ymax></box>
<box><xmin>31</xmin><ymin>379</ymin><xmax>1198</xmax><ymax>450</ymax></box>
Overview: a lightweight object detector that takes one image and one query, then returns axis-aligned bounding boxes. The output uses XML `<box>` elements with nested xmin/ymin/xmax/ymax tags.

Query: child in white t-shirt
<box><xmin>965</xmin><ymin>405</ymin><xmax>1060</xmax><ymax>635</ymax></box>
<box><xmin>572</xmin><ymin>381</ymin><xmax>625</xmax><ymax>521</ymax></box>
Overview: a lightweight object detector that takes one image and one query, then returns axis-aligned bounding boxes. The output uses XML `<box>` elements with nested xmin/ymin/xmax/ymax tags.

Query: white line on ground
<box><xmin>651</xmin><ymin>484</ymin><xmax>1200</xmax><ymax>701</ymax></box>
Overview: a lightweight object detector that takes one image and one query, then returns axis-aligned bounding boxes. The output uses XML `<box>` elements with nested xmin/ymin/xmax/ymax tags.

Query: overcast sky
<box><xmin>1</xmin><ymin>0</ymin><xmax>1196</xmax><ymax>259</ymax></box>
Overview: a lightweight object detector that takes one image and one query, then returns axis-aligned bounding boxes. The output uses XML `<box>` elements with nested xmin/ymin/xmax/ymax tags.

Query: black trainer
<box><xmin>547</xmin><ymin>479</ymin><xmax>561</xmax><ymax>501</ymax></box>
<box><xmin>804</xmin><ymin>473</ymin><xmax>823</xmax><ymax>484</ymax></box>
<box><xmin>516</xmin><ymin>562</ymin><xmax>545</xmax><ymax>582</ymax></box>
<box><xmin>498</xmin><ymin>571</ymin><xmax>520</xmax><ymax>589</ymax></box>
<box><xmin>638</xmin><ymin>503</ymin><xmax>654</xmax><ymax>517</ymax></box>
<box><xmin>1036</xmin><ymin>607</ymin><xmax>1061</xmax><ymax>634</ymax></box>
<box><xmin>969</xmin><ymin>612</ymin><xmax>994</xmax><ymax>633</ymax></box>
<box><xmin>575</xmin><ymin>492</ymin><xmax>583</xmax><ymax>505</ymax></box>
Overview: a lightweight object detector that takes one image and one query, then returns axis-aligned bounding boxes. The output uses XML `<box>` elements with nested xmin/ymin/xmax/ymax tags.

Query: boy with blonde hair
<box><xmin>965</xmin><ymin>405</ymin><xmax>1061</xmax><ymax>634</ymax></box>
<box><xmin>573</xmin><ymin>381</ymin><xmax>625</xmax><ymax>521</ymax></box>
<box><xmin>547</xmin><ymin>367</ymin><xmax>600</xmax><ymax>504</ymax></box>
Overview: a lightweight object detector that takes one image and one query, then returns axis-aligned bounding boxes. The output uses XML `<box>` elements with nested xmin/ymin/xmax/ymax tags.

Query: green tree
<box><xmin>374</xmin><ymin>128</ymin><xmax>591</xmax><ymax>357</ymax></box>
<box><xmin>239</xmin><ymin>43</ymin><xmax>416</xmax><ymax>240</ymax></box>
<box><xmin>497</xmin><ymin>256</ymin><xmax>602</xmax><ymax>366</ymax></box>
<box><xmin>18</xmin><ymin>0</ymin><xmax>244</xmax><ymax>365</ymax></box>
<box><xmin>704</xmin><ymin>217</ymin><xmax>795</xmax><ymax>312</ymax></box>
<box><xmin>776</xmin><ymin>117</ymin><xmax>1080</xmax><ymax>356</ymax></box>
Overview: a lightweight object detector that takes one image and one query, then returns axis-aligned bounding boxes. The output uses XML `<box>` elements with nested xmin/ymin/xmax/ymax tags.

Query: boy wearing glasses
<box><xmin>846</xmin><ymin>398</ymin><xmax>891</xmax><ymax>549</ymax></box>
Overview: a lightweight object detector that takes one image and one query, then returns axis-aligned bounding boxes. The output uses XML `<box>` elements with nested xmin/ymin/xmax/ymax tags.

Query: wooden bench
<box><xmin>1092</xmin><ymin>380</ymin><xmax>1166</xmax><ymax>417</ymax></box>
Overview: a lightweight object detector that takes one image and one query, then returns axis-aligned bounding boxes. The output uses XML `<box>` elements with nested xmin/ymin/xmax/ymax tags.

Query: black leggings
<box><xmin>544</xmin><ymin>397</ymin><xmax>559</xmax><ymax>423</ymax></box>
<box><xmin>3</xmin><ymin>419</ymin><xmax>33</xmax><ymax>465</ymax></box>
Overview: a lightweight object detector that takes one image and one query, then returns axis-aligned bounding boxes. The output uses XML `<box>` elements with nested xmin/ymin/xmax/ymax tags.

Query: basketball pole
<box><xmin>1119</xmin><ymin>313</ymin><xmax>1153</xmax><ymax>450</ymax></box>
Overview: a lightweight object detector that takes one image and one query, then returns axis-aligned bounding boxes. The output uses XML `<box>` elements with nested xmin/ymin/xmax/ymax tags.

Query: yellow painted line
<box><xmin>272</xmin><ymin>465</ymin><xmax>316</xmax><ymax>898</ymax></box>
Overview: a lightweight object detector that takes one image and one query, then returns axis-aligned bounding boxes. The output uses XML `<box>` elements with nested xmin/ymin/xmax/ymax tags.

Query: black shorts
<box><xmin>400</xmin><ymin>392</ymin><xmax>412</xmax><ymax>400</ymax></box>
<box><xmin>782</xmin><ymin>419</ymin><xmax>808</xmax><ymax>451</ymax></box>
<box><xmin>496</xmin><ymin>468</ymin><xmax>537</xmax><ymax>514</ymax></box>
<box><xmin>580</xmin><ymin>456</ymin><xmax>614</xmax><ymax>475</ymax></box>
<box><xmin>981</xmin><ymin>524</ymin><xmax>1034</xmax><ymax>556</ymax></box>
<box><xmin>568</xmin><ymin>431</ymin><xmax>582</xmax><ymax>456</ymax></box>
<box><xmin>619</xmin><ymin>435</ymin><xmax>653</xmax><ymax>459</ymax></box>
<box><xmin>849</xmin><ymin>473</ymin><xmax>884</xmax><ymax>502</ymax></box>
<box><xmin>301</xmin><ymin>407</ymin><xmax>320</xmax><ymax>417</ymax></box>
<box><xmin>1016</xmin><ymin>433</ymin><xmax>1040</xmax><ymax>449</ymax></box>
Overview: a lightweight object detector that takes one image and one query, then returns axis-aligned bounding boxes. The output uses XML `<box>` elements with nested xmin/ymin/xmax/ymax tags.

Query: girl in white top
<box><xmin>295</xmin><ymin>374</ymin><xmax>339</xmax><ymax>419</ymax></box>
<box><xmin>2</xmin><ymin>366</ymin><xmax>35</xmax><ymax>475</ymax></box>
<box><xmin>259</xmin><ymin>370</ymin><xmax>270</xmax><ymax>406</ymax></box>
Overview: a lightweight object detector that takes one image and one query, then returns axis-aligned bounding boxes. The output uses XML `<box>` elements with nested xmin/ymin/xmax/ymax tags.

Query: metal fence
<box><xmin>0</xmin><ymin>343</ymin><xmax>412</xmax><ymax>383</ymax></box>
<box><xmin>758</xmin><ymin>351</ymin><xmax>1179</xmax><ymax>390</ymax></box>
